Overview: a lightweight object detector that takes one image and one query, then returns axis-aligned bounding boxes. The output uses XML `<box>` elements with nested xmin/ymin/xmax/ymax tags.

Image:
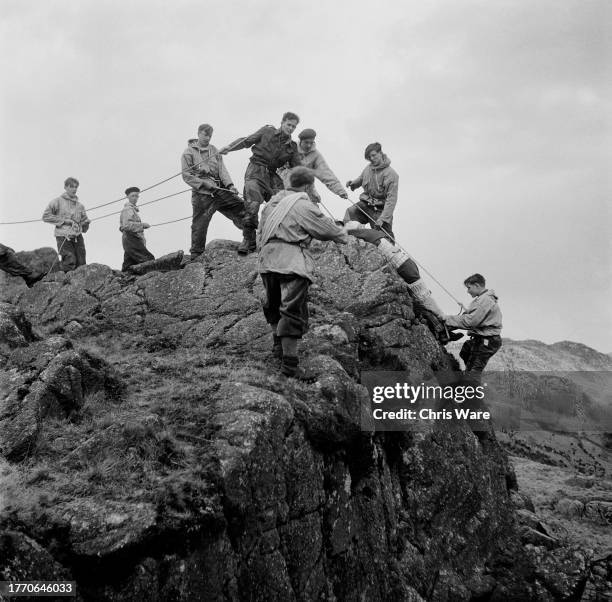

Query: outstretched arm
<box><xmin>219</xmin><ymin>126</ymin><xmax>266</xmax><ymax>154</ymax></box>
<box><xmin>445</xmin><ymin>296</ymin><xmax>493</xmax><ymax>329</ymax></box>
<box><xmin>299</xmin><ymin>202</ymin><xmax>348</xmax><ymax>244</ymax></box>
<box><xmin>313</xmin><ymin>152</ymin><xmax>347</xmax><ymax>198</ymax></box>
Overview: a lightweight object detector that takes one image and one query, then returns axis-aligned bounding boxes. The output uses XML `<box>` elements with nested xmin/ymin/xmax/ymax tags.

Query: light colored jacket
<box><xmin>119</xmin><ymin>202</ymin><xmax>146</xmax><ymax>241</ymax></box>
<box><xmin>445</xmin><ymin>289</ymin><xmax>503</xmax><ymax>336</ymax></box>
<box><xmin>350</xmin><ymin>154</ymin><xmax>398</xmax><ymax>223</ymax></box>
<box><xmin>257</xmin><ymin>190</ymin><xmax>348</xmax><ymax>281</ymax></box>
<box><xmin>279</xmin><ymin>142</ymin><xmax>346</xmax><ymax>201</ymax></box>
<box><xmin>42</xmin><ymin>193</ymin><xmax>90</xmax><ymax>238</ymax></box>
<box><xmin>181</xmin><ymin>140</ymin><xmax>233</xmax><ymax>194</ymax></box>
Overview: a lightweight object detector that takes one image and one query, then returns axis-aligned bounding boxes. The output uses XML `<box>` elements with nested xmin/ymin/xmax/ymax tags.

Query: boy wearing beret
<box><xmin>119</xmin><ymin>187</ymin><xmax>155</xmax><ymax>271</ymax></box>
<box><xmin>279</xmin><ymin>128</ymin><xmax>348</xmax><ymax>204</ymax></box>
<box><xmin>258</xmin><ymin>167</ymin><xmax>349</xmax><ymax>379</ymax></box>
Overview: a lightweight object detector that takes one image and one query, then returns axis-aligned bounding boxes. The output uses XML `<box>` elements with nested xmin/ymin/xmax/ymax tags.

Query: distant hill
<box><xmin>447</xmin><ymin>337</ymin><xmax>612</xmax><ymax>479</ymax></box>
<box><xmin>447</xmin><ymin>337</ymin><xmax>612</xmax><ymax>372</ymax></box>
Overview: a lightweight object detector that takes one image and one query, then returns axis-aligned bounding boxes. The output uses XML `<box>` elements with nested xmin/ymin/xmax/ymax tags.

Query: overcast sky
<box><xmin>1</xmin><ymin>0</ymin><xmax>610</xmax><ymax>351</ymax></box>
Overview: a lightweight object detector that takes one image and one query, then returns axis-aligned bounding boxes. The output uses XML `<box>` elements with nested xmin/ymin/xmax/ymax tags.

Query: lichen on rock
<box><xmin>0</xmin><ymin>240</ymin><xmax>606</xmax><ymax>600</ymax></box>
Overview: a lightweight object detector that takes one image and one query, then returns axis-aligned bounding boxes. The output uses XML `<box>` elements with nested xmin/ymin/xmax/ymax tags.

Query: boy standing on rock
<box><xmin>181</xmin><ymin>123</ymin><xmax>246</xmax><ymax>260</ymax></box>
<box><xmin>257</xmin><ymin>167</ymin><xmax>349</xmax><ymax>380</ymax></box>
<box><xmin>220</xmin><ymin>112</ymin><xmax>302</xmax><ymax>255</ymax></box>
<box><xmin>278</xmin><ymin>128</ymin><xmax>348</xmax><ymax>204</ymax></box>
<box><xmin>343</xmin><ymin>142</ymin><xmax>398</xmax><ymax>241</ymax></box>
<box><xmin>119</xmin><ymin>187</ymin><xmax>155</xmax><ymax>271</ymax></box>
<box><xmin>42</xmin><ymin>177</ymin><xmax>90</xmax><ymax>272</ymax></box>
<box><xmin>445</xmin><ymin>273</ymin><xmax>503</xmax><ymax>384</ymax></box>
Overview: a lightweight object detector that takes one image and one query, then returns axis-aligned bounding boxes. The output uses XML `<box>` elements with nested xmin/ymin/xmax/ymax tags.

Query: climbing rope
<box><xmin>149</xmin><ymin>216</ymin><xmax>192</xmax><ymax>228</ymax></box>
<box><xmin>44</xmin><ymin>236</ymin><xmax>67</xmax><ymax>277</ymax></box>
<box><xmin>89</xmin><ymin>190</ymin><xmax>191</xmax><ymax>222</ymax></box>
<box><xmin>328</xmin><ymin>194</ymin><xmax>463</xmax><ymax>307</ymax></box>
<box><xmin>0</xmin><ymin>156</ymin><xmax>221</xmax><ymax>225</ymax></box>
<box><xmin>1</xmin><ymin>146</ymin><xmax>461</xmax><ymax>308</ymax></box>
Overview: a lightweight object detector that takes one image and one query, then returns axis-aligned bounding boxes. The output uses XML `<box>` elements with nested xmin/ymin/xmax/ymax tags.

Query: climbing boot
<box><xmin>272</xmin><ymin>334</ymin><xmax>283</xmax><ymax>359</ymax></box>
<box><xmin>237</xmin><ymin>227</ymin><xmax>257</xmax><ymax>255</ymax></box>
<box><xmin>280</xmin><ymin>356</ymin><xmax>317</xmax><ymax>383</ymax></box>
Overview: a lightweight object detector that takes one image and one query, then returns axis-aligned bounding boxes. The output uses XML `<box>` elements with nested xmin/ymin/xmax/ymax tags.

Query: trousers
<box><xmin>459</xmin><ymin>335</ymin><xmax>502</xmax><ymax>385</ymax></box>
<box><xmin>243</xmin><ymin>162</ymin><xmax>285</xmax><ymax>228</ymax></box>
<box><xmin>261</xmin><ymin>273</ymin><xmax>310</xmax><ymax>338</ymax></box>
<box><xmin>122</xmin><ymin>232</ymin><xmax>155</xmax><ymax>271</ymax></box>
<box><xmin>343</xmin><ymin>200</ymin><xmax>394</xmax><ymax>241</ymax></box>
<box><xmin>191</xmin><ymin>189</ymin><xmax>247</xmax><ymax>255</ymax></box>
<box><xmin>0</xmin><ymin>243</ymin><xmax>33</xmax><ymax>279</ymax></box>
<box><xmin>56</xmin><ymin>235</ymin><xmax>86</xmax><ymax>272</ymax></box>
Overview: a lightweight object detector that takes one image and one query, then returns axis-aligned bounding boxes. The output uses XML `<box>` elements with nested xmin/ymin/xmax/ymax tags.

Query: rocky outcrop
<box><xmin>0</xmin><ymin>240</ymin><xmax>605</xmax><ymax>600</ymax></box>
<box><xmin>0</xmin><ymin>304</ymin><xmax>122</xmax><ymax>461</ymax></box>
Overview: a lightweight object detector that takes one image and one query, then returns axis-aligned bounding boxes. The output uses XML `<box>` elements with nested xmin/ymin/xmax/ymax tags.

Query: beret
<box><xmin>298</xmin><ymin>128</ymin><xmax>316</xmax><ymax>140</ymax></box>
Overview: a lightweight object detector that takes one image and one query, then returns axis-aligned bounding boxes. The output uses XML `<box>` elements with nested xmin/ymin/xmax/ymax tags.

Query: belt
<box><xmin>470</xmin><ymin>334</ymin><xmax>500</xmax><ymax>342</ymax></box>
<box><xmin>361</xmin><ymin>195</ymin><xmax>385</xmax><ymax>208</ymax></box>
<box><xmin>250</xmin><ymin>160</ymin><xmax>281</xmax><ymax>174</ymax></box>
<box><xmin>267</xmin><ymin>238</ymin><xmax>300</xmax><ymax>244</ymax></box>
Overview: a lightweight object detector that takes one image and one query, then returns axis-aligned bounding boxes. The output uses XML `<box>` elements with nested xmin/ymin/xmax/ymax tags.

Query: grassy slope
<box><xmin>0</xmin><ymin>329</ymin><xmax>297</xmax><ymax>537</ymax></box>
<box><xmin>510</xmin><ymin>455</ymin><xmax>612</xmax><ymax>557</ymax></box>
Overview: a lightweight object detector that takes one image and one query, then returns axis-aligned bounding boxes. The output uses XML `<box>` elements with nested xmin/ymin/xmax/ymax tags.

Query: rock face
<box><xmin>0</xmin><ymin>240</ymin><xmax>606</xmax><ymax>600</ymax></box>
<box><xmin>0</xmin><ymin>304</ymin><xmax>122</xmax><ymax>462</ymax></box>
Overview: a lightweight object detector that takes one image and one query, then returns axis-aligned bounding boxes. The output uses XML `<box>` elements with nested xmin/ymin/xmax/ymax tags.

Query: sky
<box><xmin>1</xmin><ymin>0</ymin><xmax>610</xmax><ymax>352</ymax></box>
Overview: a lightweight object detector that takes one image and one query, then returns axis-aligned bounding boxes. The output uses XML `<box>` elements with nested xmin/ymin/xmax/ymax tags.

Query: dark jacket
<box><xmin>226</xmin><ymin>125</ymin><xmax>300</xmax><ymax>170</ymax></box>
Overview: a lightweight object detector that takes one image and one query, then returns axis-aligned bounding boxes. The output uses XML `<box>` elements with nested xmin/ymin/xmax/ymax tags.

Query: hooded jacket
<box><xmin>257</xmin><ymin>190</ymin><xmax>347</xmax><ymax>281</ymax></box>
<box><xmin>279</xmin><ymin>142</ymin><xmax>346</xmax><ymax>200</ymax></box>
<box><xmin>42</xmin><ymin>193</ymin><xmax>90</xmax><ymax>238</ymax></box>
<box><xmin>349</xmin><ymin>154</ymin><xmax>398</xmax><ymax>223</ymax></box>
<box><xmin>181</xmin><ymin>140</ymin><xmax>233</xmax><ymax>194</ymax></box>
<box><xmin>445</xmin><ymin>289</ymin><xmax>503</xmax><ymax>336</ymax></box>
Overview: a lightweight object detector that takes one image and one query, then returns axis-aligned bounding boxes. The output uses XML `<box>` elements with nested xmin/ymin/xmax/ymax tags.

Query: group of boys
<box><xmin>177</xmin><ymin>110</ymin><xmax>501</xmax><ymax>381</ymax></box>
<box><xmin>1</xmin><ymin>110</ymin><xmax>502</xmax><ymax>384</ymax></box>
